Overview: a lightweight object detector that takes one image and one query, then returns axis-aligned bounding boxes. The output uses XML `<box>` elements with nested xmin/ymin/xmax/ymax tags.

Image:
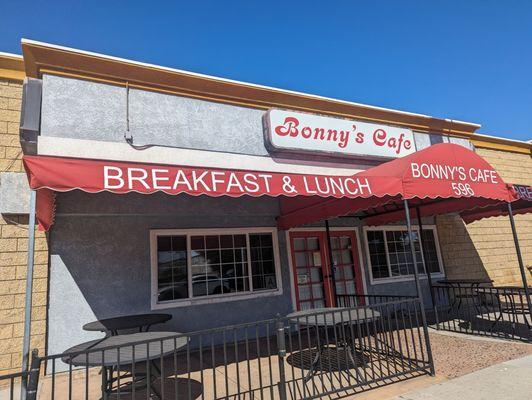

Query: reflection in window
<box><xmin>366</xmin><ymin>228</ymin><xmax>441</xmax><ymax>280</ymax></box>
<box><xmin>155</xmin><ymin>231</ymin><xmax>278</xmax><ymax>303</ymax></box>
<box><xmin>157</xmin><ymin>236</ymin><xmax>188</xmax><ymax>302</ymax></box>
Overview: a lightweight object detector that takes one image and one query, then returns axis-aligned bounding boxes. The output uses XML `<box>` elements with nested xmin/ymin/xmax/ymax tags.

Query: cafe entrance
<box><xmin>289</xmin><ymin>230</ymin><xmax>364</xmax><ymax>310</ymax></box>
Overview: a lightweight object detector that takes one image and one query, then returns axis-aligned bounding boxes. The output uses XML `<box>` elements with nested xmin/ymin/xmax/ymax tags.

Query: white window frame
<box><xmin>363</xmin><ymin>225</ymin><xmax>445</xmax><ymax>285</ymax></box>
<box><xmin>150</xmin><ymin>227</ymin><xmax>283</xmax><ymax>309</ymax></box>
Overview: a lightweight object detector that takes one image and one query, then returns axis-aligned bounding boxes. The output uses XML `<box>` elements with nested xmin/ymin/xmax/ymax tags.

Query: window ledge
<box><xmin>151</xmin><ymin>288</ymin><xmax>283</xmax><ymax>310</ymax></box>
<box><xmin>371</xmin><ymin>273</ymin><xmax>445</xmax><ymax>285</ymax></box>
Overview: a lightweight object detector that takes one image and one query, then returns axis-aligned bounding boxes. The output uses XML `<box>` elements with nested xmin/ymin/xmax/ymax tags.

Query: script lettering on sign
<box><xmin>265</xmin><ymin>109</ymin><xmax>416</xmax><ymax>159</ymax></box>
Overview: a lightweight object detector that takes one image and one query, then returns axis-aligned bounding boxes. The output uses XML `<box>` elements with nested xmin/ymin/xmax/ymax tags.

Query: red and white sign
<box><xmin>515</xmin><ymin>184</ymin><xmax>532</xmax><ymax>201</ymax></box>
<box><xmin>23</xmin><ymin>156</ymin><xmax>374</xmax><ymax>199</ymax></box>
<box><xmin>265</xmin><ymin>109</ymin><xmax>416</xmax><ymax>159</ymax></box>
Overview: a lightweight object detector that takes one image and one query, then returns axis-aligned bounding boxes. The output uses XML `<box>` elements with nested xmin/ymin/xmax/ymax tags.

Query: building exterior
<box><xmin>0</xmin><ymin>53</ymin><xmax>47</xmax><ymax>374</ymax></box>
<box><xmin>0</xmin><ymin>41</ymin><xmax>530</xmax><ymax>374</ymax></box>
<box><xmin>437</xmin><ymin>145</ymin><xmax>532</xmax><ymax>285</ymax></box>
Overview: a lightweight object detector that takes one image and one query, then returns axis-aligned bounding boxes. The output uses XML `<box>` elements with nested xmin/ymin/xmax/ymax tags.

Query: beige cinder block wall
<box><xmin>437</xmin><ymin>147</ymin><xmax>532</xmax><ymax>286</ymax></box>
<box><xmin>0</xmin><ymin>76</ymin><xmax>48</xmax><ymax>374</ymax></box>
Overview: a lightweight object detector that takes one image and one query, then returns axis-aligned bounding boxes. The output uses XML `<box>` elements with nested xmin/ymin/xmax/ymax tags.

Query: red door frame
<box><xmin>289</xmin><ymin>229</ymin><xmax>364</xmax><ymax>310</ymax></box>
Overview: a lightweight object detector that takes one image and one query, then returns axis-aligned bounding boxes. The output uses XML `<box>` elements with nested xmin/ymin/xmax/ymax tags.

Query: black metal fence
<box><xmin>0</xmin><ymin>370</ymin><xmax>26</xmax><ymax>400</ymax></box>
<box><xmin>0</xmin><ymin>351</ymin><xmax>40</xmax><ymax>400</ymax></box>
<box><xmin>433</xmin><ymin>284</ymin><xmax>531</xmax><ymax>342</ymax></box>
<box><xmin>9</xmin><ymin>298</ymin><xmax>433</xmax><ymax>400</ymax></box>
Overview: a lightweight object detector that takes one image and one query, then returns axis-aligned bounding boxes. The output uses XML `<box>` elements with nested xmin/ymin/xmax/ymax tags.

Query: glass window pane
<box><xmin>366</xmin><ymin>230</ymin><xmax>389</xmax><ymax>279</ymax></box>
<box><xmin>157</xmin><ymin>235</ymin><xmax>188</xmax><ymax>302</ymax></box>
<box><xmin>250</xmin><ymin>233</ymin><xmax>278</xmax><ymax>291</ymax></box>
<box><xmin>191</xmin><ymin>236</ymin><xmax>204</xmax><ymax>250</ymax></box>
<box><xmin>307</xmin><ymin>237</ymin><xmax>319</xmax><ymax>250</ymax></box>
<box><xmin>293</xmin><ymin>238</ymin><xmax>305</xmax><ymax>251</ymax></box>
<box><xmin>234</xmin><ymin>234</ymin><xmax>246</xmax><ymax>248</ymax></box>
<box><xmin>219</xmin><ymin>235</ymin><xmax>233</xmax><ymax>248</ymax></box>
<box><xmin>205</xmin><ymin>235</ymin><xmax>220</xmax><ymax>249</ymax></box>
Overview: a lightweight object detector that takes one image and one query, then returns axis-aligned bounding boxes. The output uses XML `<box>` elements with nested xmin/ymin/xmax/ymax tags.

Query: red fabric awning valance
<box><xmin>460</xmin><ymin>184</ymin><xmax>532</xmax><ymax>224</ymax></box>
<box><xmin>23</xmin><ymin>143</ymin><xmax>517</xmax><ymax>231</ymax></box>
<box><xmin>23</xmin><ymin>155</ymin><xmax>377</xmax><ymax>230</ymax></box>
<box><xmin>278</xmin><ymin>143</ymin><xmax>517</xmax><ymax>229</ymax></box>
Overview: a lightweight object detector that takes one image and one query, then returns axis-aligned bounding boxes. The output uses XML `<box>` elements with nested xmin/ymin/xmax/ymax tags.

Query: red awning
<box><xmin>23</xmin><ymin>143</ymin><xmax>517</xmax><ymax>231</ymax></box>
<box><xmin>460</xmin><ymin>184</ymin><xmax>532</xmax><ymax>224</ymax></box>
<box><xmin>278</xmin><ymin>143</ymin><xmax>517</xmax><ymax>229</ymax></box>
<box><xmin>23</xmin><ymin>155</ymin><xmax>376</xmax><ymax>230</ymax></box>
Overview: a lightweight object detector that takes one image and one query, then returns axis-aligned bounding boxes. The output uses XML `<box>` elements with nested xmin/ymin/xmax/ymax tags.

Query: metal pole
<box><xmin>325</xmin><ymin>220</ymin><xmax>338</xmax><ymax>307</ymax></box>
<box><xmin>21</xmin><ymin>190</ymin><xmax>37</xmax><ymax>400</ymax></box>
<box><xmin>275</xmin><ymin>315</ymin><xmax>287</xmax><ymax>400</ymax></box>
<box><xmin>507</xmin><ymin>202</ymin><xmax>532</xmax><ymax>322</ymax></box>
<box><xmin>416</xmin><ymin>207</ymin><xmax>436</xmax><ymax>309</ymax></box>
<box><xmin>404</xmin><ymin>201</ymin><xmax>422</xmax><ymax>299</ymax></box>
<box><xmin>404</xmin><ymin>199</ymin><xmax>435</xmax><ymax>375</ymax></box>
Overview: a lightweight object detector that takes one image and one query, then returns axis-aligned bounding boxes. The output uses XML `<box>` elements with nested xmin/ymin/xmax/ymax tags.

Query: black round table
<box><xmin>287</xmin><ymin>307</ymin><xmax>380</xmax><ymax>326</ymax></box>
<box><xmin>287</xmin><ymin>307</ymin><xmax>380</xmax><ymax>382</ymax></box>
<box><xmin>82</xmin><ymin>313</ymin><xmax>172</xmax><ymax>336</ymax></box>
<box><xmin>62</xmin><ymin>331</ymin><xmax>187</xmax><ymax>399</ymax></box>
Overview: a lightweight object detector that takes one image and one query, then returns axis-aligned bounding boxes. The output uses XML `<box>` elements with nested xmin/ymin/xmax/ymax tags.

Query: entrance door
<box><xmin>289</xmin><ymin>230</ymin><xmax>363</xmax><ymax>310</ymax></box>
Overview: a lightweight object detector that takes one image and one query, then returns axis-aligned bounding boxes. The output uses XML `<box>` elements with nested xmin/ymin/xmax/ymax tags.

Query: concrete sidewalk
<box><xmin>393</xmin><ymin>355</ymin><xmax>532</xmax><ymax>400</ymax></box>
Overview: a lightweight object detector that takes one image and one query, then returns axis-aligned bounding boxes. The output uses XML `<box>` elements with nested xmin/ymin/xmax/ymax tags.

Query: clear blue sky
<box><xmin>1</xmin><ymin>1</ymin><xmax>531</xmax><ymax>141</ymax></box>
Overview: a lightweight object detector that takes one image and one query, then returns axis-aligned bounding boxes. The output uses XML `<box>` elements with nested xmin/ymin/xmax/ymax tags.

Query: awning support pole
<box><xmin>507</xmin><ymin>202</ymin><xmax>532</xmax><ymax>323</ymax></box>
<box><xmin>325</xmin><ymin>220</ymin><xmax>338</xmax><ymax>307</ymax></box>
<box><xmin>404</xmin><ymin>199</ymin><xmax>435</xmax><ymax>375</ymax></box>
<box><xmin>21</xmin><ymin>190</ymin><xmax>37</xmax><ymax>400</ymax></box>
<box><xmin>404</xmin><ymin>200</ymin><xmax>422</xmax><ymax>299</ymax></box>
<box><xmin>416</xmin><ymin>207</ymin><xmax>436</xmax><ymax>311</ymax></box>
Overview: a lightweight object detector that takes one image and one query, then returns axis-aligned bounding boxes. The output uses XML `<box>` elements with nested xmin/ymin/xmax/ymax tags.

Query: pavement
<box><xmin>392</xmin><ymin>354</ymin><xmax>532</xmax><ymax>400</ymax></box>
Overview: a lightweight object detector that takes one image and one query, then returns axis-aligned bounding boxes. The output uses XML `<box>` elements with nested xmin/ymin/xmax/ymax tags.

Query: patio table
<box><xmin>478</xmin><ymin>286</ymin><xmax>532</xmax><ymax>330</ymax></box>
<box><xmin>437</xmin><ymin>279</ymin><xmax>493</xmax><ymax>312</ymax></box>
<box><xmin>287</xmin><ymin>307</ymin><xmax>380</xmax><ymax>382</ymax></box>
<box><xmin>83</xmin><ymin>313</ymin><xmax>172</xmax><ymax>336</ymax></box>
<box><xmin>62</xmin><ymin>331</ymin><xmax>188</xmax><ymax>399</ymax></box>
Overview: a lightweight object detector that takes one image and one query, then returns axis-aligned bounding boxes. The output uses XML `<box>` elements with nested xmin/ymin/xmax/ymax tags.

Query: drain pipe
<box><xmin>21</xmin><ymin>190</ymin><xmax>37</xmax><ymax>400</ymax></box>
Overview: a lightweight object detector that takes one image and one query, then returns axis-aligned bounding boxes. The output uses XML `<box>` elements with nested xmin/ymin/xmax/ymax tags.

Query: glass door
<box><xmin>289</xmin><ymin>230</ymin><xmax>363</xmax><ymax>310</ymax></box>
<box><xmin>289</xmin><ymin>232</ymin><xmax>332</xmax><ymax>310</ymax></box>
<box><xmin>330</xmin><ymin>231</ymin><xmax>364</xmax><ymax>298</ymax></box>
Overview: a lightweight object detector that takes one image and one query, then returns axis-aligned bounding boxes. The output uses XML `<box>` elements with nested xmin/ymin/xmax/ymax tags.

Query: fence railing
<box><xmin>433</xmin><ymin>284</ymin><xmax>531</xmax><ymax>342</ymax></box>
<box><xmin>0</xmin><ymin>350</ymin><xmax>39</xmax><ymax>400</ymax></box>
<box><xmin>12</xmin><ymin>298</ymin><xmax>433</xmax><ymax>400</ymax></box>
<box><xmin>0</xmin><ymin>370</ymin><xmax>26</xmax><ymax>400</ymax></box>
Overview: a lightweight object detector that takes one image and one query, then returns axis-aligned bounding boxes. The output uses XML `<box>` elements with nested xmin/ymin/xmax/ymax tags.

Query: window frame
<box><xmin>150</xmin><ymin>227</ymin><xmax>283</xmax><ymax>309</ymax></box>
<box><xmin>363</xmin><ymin>225</ymin><xmax>445</xmax><ymax>285</ymax></box>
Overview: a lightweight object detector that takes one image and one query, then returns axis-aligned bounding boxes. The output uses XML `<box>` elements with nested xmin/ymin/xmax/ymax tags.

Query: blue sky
<box><xmin>1</xmin><ymin>1</ymin><xmax>531</xmax><ymax>141</ymax></box>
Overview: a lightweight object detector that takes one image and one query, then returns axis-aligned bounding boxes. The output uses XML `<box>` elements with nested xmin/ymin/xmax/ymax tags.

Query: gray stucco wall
<box><xmin>39</xmin><ymin>74</ymin><xmax>471</xmax><ymax>157</ymax></box>
<box><xmin>40</xmin><ymin>74</ymin><xmax>268</xmax><ymax>155</ymax></box>
<box><xmin>48</xmin><ymin>190</ymin><xmax>440</xmax><ymax>359</ymax></box>
<box><xmin>48</xmin><ymin>191</ymin><xmax>293</xmax><ymax>357</ymax></box>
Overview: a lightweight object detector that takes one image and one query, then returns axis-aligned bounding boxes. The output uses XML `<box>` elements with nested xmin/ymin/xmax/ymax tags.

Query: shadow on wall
<box><xmin>436</xmin><ymin>213</ymin><xmax>531</xmax><ymax>286</ymax></box>
<box><xmin>46</xmin><ymin>191</ymin><xmax>294</xmax><ymax>355</ymax></box>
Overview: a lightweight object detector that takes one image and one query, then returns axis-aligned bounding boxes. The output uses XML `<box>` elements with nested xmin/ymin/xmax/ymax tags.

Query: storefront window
<box><xmin>154</xmin><ymin>229</ymin><xmax>279</xmax><ymax>304</ymax></box>
<box><xmin>365</xmin><ymin>227</ymin><xmax>442</xmax><ymax>281</ymax></box>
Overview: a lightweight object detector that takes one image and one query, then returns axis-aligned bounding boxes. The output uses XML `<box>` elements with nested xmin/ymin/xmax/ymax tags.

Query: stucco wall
<box><xmin>47</xmin><ymin>190</ymin><xmax>438</xmax><ymax>358</ymax></box>
<box><xmin>437</xmin><ymin>148</ymin><xmax>532</xmax><ymax>285</ymax></box>
<box><xmin>0</xmin><ymin>78</ymin><xmax>48</xmax><ymax>374</ymax></box>
<box><xmin>40</xmin><ymin>74</ymin><xmax>269</xmax><ymax>156</ymax></box>
<box><xmin>47</xmin><ymin>192</ymin><xmax>294</xmax><ymax>357</ymax></box>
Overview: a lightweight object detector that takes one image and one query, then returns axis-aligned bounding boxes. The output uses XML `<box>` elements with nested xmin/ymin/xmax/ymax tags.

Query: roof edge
<box><xmin>471</xmin><ymin>133</ymin><xmax>532</xmax><ymax>155</ymax></box>
<box><xmin>0</xmin><ymin>51</ymin><xmax>25</xmax><ymax>81</ymax></box>
<box><xmin>21</xmin><ymin>39</ymin><xmax>482</xmax><ymax>136</ymax></box>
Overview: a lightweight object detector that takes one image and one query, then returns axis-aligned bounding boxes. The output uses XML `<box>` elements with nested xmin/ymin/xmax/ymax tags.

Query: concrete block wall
<box><xmin>437</xmin><ymin>148</ymin><xmax>532</xmax><ymax>286</ymax></box>
<box><xmin>0</xmin><ymin>77</ymin><xmax>48</xmax><ymax>374</ymax></box>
